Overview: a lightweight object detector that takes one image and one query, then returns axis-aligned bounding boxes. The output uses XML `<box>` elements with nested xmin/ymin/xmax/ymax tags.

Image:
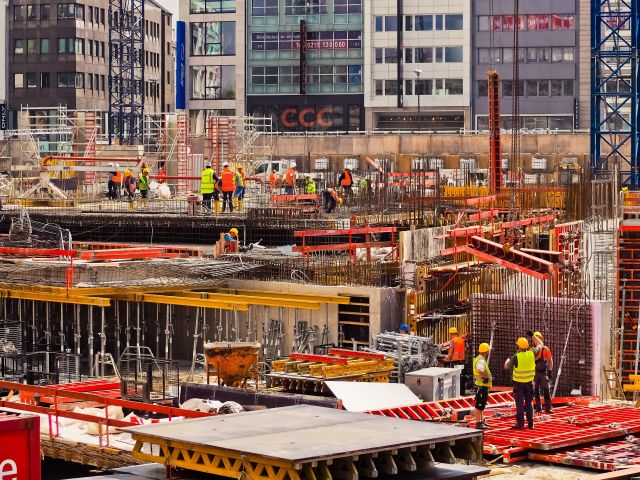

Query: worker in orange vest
<box><xmin>338</xmin><ymin>167</ymin><xmax>353</xmax><ymax>199</ymax></box>
<box><xmin>111</xmin><ymin>164</ymin><xmax>122</xmax><ymax>199</ymax></box>
<box><xmin>441</xmin><ymin>327</ymin><xmax>467</xmax><ymax>395</ymax></box>
<box><xmin>284</xmin><ymin>161</ymin><xmax>297</xmax><ymax>195</ymax></box>
<box><xmin>269</xmin><ymin>170</ymin><xmax>277</xmax><ymax>193</ymax></box>
<box><xmin>221</xmin><ymin>162</ymin><xmax>235</xmax><ymax>212</ymax></box>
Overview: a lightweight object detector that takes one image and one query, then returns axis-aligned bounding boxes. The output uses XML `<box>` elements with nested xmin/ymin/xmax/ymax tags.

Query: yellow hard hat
<box><xmin>337</xmin><ymin>198</ymin><xmax>343</xmax><ymax>205</ymax></box>
<box><xmin>124</xmin><ymin>169</ymin><xmax>131</xmax><ymax>176</ymax></box>
<box><xmin>517</xmin><ymin>337</ymin><xmax>529</xmax><ymax>349</ymax></box>
<box><xmin>237</xmin><ymin>164</ymin><xmax>244</xmax><ymax>169</ymax></box>
<box><xmin>533</xmin><ymin>331</ymin><xmax>543</xmax><ymax>339</ymax></box>
<box><xmin>229</xmin><ymin>228</ymin><xmax>239</xmax><ymax>236</ymax></box>
<box><xmin>143</xmin><ymin>168</ymin><xmax>149</xmax><ymax>174</ymax></box>
<box><xmin>449</xmin><ymin>327</ymin><xmax>458</xmax><ymax>334</ymax></box>
<box><xmin>479</xmin><ymin>343</ymin><xmax>491</xmax><ymax>353</ymax></box>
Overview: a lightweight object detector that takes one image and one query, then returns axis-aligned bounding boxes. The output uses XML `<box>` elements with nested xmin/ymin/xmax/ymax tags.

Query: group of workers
<box><xmin>200</xmin><ymin>161</ymin><xmax>245</xmax><ymax>213</ymax></box>
<box><xmin>107</xmin><ymin>164</ymin><xmax>151</xmax><ymax>203</ymax></box>
<box><xmin>401</xmin><ymin>324</ymin><xmax>554</xmax><ymax>431</ymax></box>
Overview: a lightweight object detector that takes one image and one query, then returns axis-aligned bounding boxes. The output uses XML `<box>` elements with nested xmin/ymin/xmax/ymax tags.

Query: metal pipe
<box><xmin>88</xmin><ymin>307</ymin><xmax>94</xmax><ymax>377</ymax></box>
<box><xmin>99</xmin><ymin>308</ymin><xmax>106</xmax><ymax>377</ymax></box>
<box><xmin>619</xmin><ymin>280</ymin><xmax>627</xmax><ymax>380</ymax></box>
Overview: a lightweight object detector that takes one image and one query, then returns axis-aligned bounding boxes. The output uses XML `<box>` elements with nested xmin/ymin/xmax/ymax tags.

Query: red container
<box><xmin>0</xmin><ymin>408</ymin><xmax>40</xmax><ymax>480</ymax></box>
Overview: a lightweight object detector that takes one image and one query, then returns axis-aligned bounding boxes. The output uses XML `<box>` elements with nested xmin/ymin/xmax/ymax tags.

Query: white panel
<box><xmin>325</xmin><ymin>381</ymin><xmax>421</xmax><ymax>412</ymax></box>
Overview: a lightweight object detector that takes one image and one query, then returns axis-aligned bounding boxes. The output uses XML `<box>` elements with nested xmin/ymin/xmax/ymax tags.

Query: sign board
<box><xmin>176</xmin><ymin>21</ymin><xmax>186</xmax><ymax>110</ymax></box>
<box><xmin>0</xmin><ymin>105</ymin><xmax>7</xmax><ymax>131</ymax></box>
<box><xmin>0</xmin><ymin>413</ymin><xmax>40</xmax><ymax>480</ymax></box>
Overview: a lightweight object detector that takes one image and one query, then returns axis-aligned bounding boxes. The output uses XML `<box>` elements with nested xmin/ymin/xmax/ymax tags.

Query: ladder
<box><xmin>602</xmin><ymin>366</ymin><xmax>626</xmax><ymax>400</ymax></box>
<box><xmin>81</xmin><ymin>112</ymin><xmax>99</xmax><ymax>186</ymax></box>
<box><xmin>173</xmin><ymin>112</ymin><xmax>190</xmax><ymax>194</ymax></box>
<box><xmin>207</xmin><ymin>116</ymin><xmax>236</xmax><ymax>173</ymax></box>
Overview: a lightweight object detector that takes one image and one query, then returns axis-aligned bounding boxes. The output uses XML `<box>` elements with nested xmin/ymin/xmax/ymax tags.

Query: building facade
<box><xmin>8</xmin><ymin>0</ymin><xmax>173</xmax><ymax>125</ymax></box>
<box><xmin>245</xmin><ymin>0</ymin><xmax>364</xmax><ymax>132</ymax></box>
<box><xmin>473</xmin><ymin>0</ymin><xmax>588</xmax><ymax>130</ymax></box>
<box><xmin>364</xmin><ymin>0</ymin><xmax>471</xmax><ymax>131</ymax></box>
<box><xmin>179</xmin><ymin>0</ymin><xmax>245</xmax><ymax>134</ymax></box>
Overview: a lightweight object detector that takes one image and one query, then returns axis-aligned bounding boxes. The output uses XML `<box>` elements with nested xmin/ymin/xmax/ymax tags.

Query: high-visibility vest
<box><xmin>330</xmin><ymin>189</ymin><xmax>338</xmax><ymax>201</ymax></box>
<box><xmin>269</xmin><ymin>172</ymin><xmax>276</xmax><ymax>189</ymax></box>
<box><xmin>512</xmin><ymin>350</ymin><xmax>536</xmax><ymax>383</ymax></box>
<box><xmin>235</xmin><ymin>171</ymin><xmax>245</xmax><ymax>187</ymax></box>
<box><xmin>113</xmin><ymin>171</ymin><xmax>122</xmax><ymax>183</ymax></box>
<box><xmin>535</xmin><ymin>345</ymin><xmax>551</xmax><ymax>370</ymax></box>
<box><xmin>124</xmin><ymin>175</ymin><xmax>136</xmax><ymax>192</ymax></box>
<box><xmin>341</xmin><ymin>170</ymin><xmax>352</xmax><ymax>187</ymax></box>
<box><xmin>200</xmin><ymin>168</ymin><xmax>215</xmax><ymax>194</ymax></box>
<box><xmin>305</xmin><ymin>180</ymin><xmax>316</xmax><ymax>194</ymax></box>
<box><xmin>473</xmin><ymin>355</ymin><xmax>492</xmax><ymax>388</ymax></box>
<box><xmin>138</xmin><ymin>174</ymin><xmax>150</xmax><ymax>191</ymax></box>
<box><xmin>285</xmin><ymin>168</ymin><xmax>296</xmax><ymax>185</ymax></box>
<box><xmin>221</xmin><ymin>168</ymin><xmax>235</xmax><ymax>192</ymax></box>
<box><xmin>451</xmin><ymin>336</ymin><xmax>465</xmax><ymax>362</ymax></box>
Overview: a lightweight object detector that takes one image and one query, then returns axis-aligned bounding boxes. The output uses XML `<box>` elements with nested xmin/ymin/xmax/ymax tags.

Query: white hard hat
<box><xmin>108</xmin><ymin>162</ymin><xmax>114</xmax><ymax>167</ymax></box>
<box><xmin>114</xmin><ymin>163</ymin><xmax>120</xmax><ymax>168</ymax></box>
<box><xmin>304</xmin><ymin>173</ymin><xmax>311</xmax><ymax>178</ymax></box>
<box><xmin>290</xmin><ymin>161</ymin><xmax>297</xmax><ymax>168</ymax></box>
<box><xmin>223</xmin><ymin>161</ymin><xmax>229</xmax><ymax>167</ymax></box>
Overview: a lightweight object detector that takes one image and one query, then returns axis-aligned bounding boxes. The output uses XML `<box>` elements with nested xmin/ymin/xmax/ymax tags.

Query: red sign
<box><xmin>280</xmin><ymin>107</ymin><xmax>333</xmax><ymax>129</ymax></box>
<box><xmin>0</xmin><ymin>415</ymin><xmax>40</xmax><ymax>480</ymax></box>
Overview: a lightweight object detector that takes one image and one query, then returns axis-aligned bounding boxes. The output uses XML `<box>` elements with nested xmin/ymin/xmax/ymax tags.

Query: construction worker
<box><xmin>111</xmin><ymin>164</ymin><xmax>122</xmax><ymax>199</ymax></box>
<box><xmin>284</xmin><ymin>161</ymin><xmax>297</xmax><ymax>195</ymax></box>
<box><xmin>504</xmin><ymin>335</ymin><xmax>542</xmax><ymax>430</ymax></box>
<box><xmin>442</xmin><ymin>326</ymin><xmax>467</xmax><ymax>395</ymax></box>
<box><xmin>221</xmin><ymin>162</ymin><xmax>235</xmax><ymax>212</ymax></box>
<box><xmin>123</xmin><ymin>169</ymin><xmax>136</xmax><ymax>199</ymax></box>
<box><xmin>532</xmin><ymin>331</ymin><xmax>554</xmax><ymax>413</ymax></box>
<box><xmin>200</xmin><ymin>163</ymin><xmax>217</xmax><ymax>212</ymax></box>
<box><xmin>224</xmin><ymin>228</ymin><xmax>238</xmax><ymax>253</ymax></box>
<box><xmin>138</xmin><ymin>167</ymin><xmax>150</xmax><ymax>207</ymax></box>
<box><xmin>322</xmin><ymin>188</ymin><xmax>342</xmax><ymax>213</ymax></box>
<box><xmin>338</xmin><ymin>167</ymin><xmax>353</xmax><ymax>199</ymax></box>
<box><xmin>107</xmin><ymin>163</ymin><xmax>118</xmax><ymax>200</ymax></box>
<box><xmin>399</xmin><ymin>324</ymin><xmax>409</xmax><ymax>335</ymax></box>
<box><xmin>473</xmin><ymin>343</ymin><xmax>492</xmax><ymax>430</ymax></box>
<box><xmin>269</xmin><ymin>169</ymin><xmax>277</xmax><ymax>194</ymax></box>
<box><xmin>304</xmin><ymin>174</ymin><xmax>316</xmax><ymax>194</ymax></box>
<box><xmin>234</xmin><ymin>165</ymin><xmax>245</xmax><ymax>210</ymax></box>
<box><xmin>358</xmin><ymin>177</ymin><xmax>369</xmax><ymax>196</ymax></box>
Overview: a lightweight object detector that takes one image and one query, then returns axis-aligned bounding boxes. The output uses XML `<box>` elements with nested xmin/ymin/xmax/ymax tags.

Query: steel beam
<box><xmin>0</xmin><ymin>289</ymin><xmax>111</xmax><ymax>306</ymax></box>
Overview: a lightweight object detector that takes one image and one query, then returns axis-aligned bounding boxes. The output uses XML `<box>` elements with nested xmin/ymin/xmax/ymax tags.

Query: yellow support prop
<box><xmin>0</xmin><ymin>289</ymin><xmax>110</xmax><ymax>307</ymax></box>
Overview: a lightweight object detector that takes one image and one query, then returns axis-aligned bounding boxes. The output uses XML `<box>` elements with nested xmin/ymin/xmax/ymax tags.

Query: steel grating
<box><xmin>123</xmin><ymin>405</ymin><xmax>485</xmax><ymax>480</ymax></box>
<box><xmin>528</xmin><ymin>436</ymin><xmax>640</xmax><ymax>471</ymax></box>
<box><xmin>470</xmin><ymin>294</ymin><xmax>595</xmax><ymax>396</ymax></box>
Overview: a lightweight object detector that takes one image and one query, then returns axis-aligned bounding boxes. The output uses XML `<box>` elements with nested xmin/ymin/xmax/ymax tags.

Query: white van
<box><xmin>253</xmin><ymin>159</ymin><xmax>292</xmax><ymax>183</ymax></box>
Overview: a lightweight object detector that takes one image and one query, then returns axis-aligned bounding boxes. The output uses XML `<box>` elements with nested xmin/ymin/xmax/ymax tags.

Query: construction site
<box><xmin>2</xmin><ymin>2</ymin><xmax>640</xmax><ymax>479</ymax></box>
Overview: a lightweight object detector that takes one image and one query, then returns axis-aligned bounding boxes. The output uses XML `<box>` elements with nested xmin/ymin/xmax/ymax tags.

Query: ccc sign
<box><xmin>280</xmin><ymin>107</ymin><xmax>333</xmax><ymax>129</ymax></box>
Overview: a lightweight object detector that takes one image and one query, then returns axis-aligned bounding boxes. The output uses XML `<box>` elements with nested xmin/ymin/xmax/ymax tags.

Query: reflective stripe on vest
<box><xmin>285</xmin><ymin>168</ymin><xmax>296</xmax><ymax>185</ymax></box>
<box><xmin>201</xmin><ymin>168</ymin><xmax>214</xmax><ymax>194</ymax></box>
<box><xmin>473</xmin><ymin>355</ymin><xmax>492</xmax><ymax>388</ymax></box>
<box><xmin>341</xmin><ymin>170</ymin><xmax>352</xmax><ymax>186</ymax></box>
<box><xmin>451</xmin><ymin>336</ymin><xmax>465</xmax><ymax>361</ymax></box>
<box><xmin>513</xmin><ymin>350</ymin><xmax>536</xmax><ymax>383</ymax></box>
<box><xmin>221</xmin><ymin>169</ymin><xmax>235</xmax><ymax>192</ymax></box>
<box><xmin>139</xmin><ymin>174</ymin><xmax>150</xmax><ymax>191</ymax></box>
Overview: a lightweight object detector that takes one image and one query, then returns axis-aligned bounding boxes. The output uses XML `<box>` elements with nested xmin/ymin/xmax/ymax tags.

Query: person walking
<box><xmin>473</xmin><ymin>343</ymin><xmax>492</xmax><ymax>430</ymax></box>
<box><xmin>221</xmin><ymin>162</ymin><xmax>235</xmax><ymax>212</ymax></box>
<box><xmin>200</xmin><ymin>163</ymin><xmax>217</xmax><ymax>212</ymax></box>
<box><xmin>504</xmin><ymin>335</ymin><xmax>542</xmax><ymax>430</ymax></box>
<box><xmin>532</xmin><ymin>331</ymin><xmax>554</xmax><ymax>413</ymax></box>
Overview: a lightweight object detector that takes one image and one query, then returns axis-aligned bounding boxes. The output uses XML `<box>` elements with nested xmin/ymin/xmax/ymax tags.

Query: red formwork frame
<box><xmin>0</xmin><ymin>409</ymin><xmax>41</xmax><ymax>480</ymax></box>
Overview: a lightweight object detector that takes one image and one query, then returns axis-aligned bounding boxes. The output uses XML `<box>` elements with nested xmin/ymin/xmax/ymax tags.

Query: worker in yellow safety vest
<box><xmin>504</xmin><ymin>334</ymin><xmax>543</xmax><ymax>430</ymax></box>
<box><xmin>200</xmin><ymin>163</ymin><xmax>218</xmax><ymax>212</ymax></box>
<box><xmin>234</xmin><ymin>165</ymin><xmax>245</xmax><ymax>210</ymax></box>
<box><xmin>304</xmin><ymin>174</ymin><xmax>316</xmax><ymax>194</ymax></box>
<box><xmin>473</xmin><ymin>343</ymin><xmax>492</xmax><ymax>430</ymax></box>
<box><xmin>138</xmin><ymin>167</ymin><xmax>150</xmax><ymax>208</ymax></box>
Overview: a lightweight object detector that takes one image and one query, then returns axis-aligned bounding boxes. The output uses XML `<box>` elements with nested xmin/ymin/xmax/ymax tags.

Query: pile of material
<box><xmin>364</xmin><ymin>332</ymin><xmax>439</xmax><ymax>378</ymax></box>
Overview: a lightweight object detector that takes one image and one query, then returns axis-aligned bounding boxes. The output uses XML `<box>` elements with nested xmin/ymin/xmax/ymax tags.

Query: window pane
<box><xmin>562</xmin><ymin>80</ymin><xmax>573</xmax><ymax>95</ymax></box>
<box><xmin>384</xmin><ymin>48</ymin><xmax>397</xmax><ymax>63</ymax></box>
<box><xmin>435</xmin><ymin>15</ymin><xmax>442</xmax><ymax>30</ymax></box>
<box><xmin>551</xmin><ymin>80</ymin><xmax>562</xmax><ymax>96</ymax></box>
<box><xmin>14</xmin><ymin>74</ymin><xmax>24</xmax><ymax>88</ymax></box>
<box><xmin>375</xmin><ymin>16</ymin><xmax>383</xmax><ymax>31</ymax></box>
<box><xmin>526</xmin><ymin>80</ymin><xmax>537</xmax><ymax>96</ymax></box>
<box><xmin>375</xmin><ymin>79</ymin><xmax>383</xmax><ymax>95</ymax></box>
<box><xmin>478</xmin><ymin>16</ymin><xmax>489</xmax><ymax>31</ymax></box>
<box><xmin>405</xmin><ymin>16</ymin><xmax>413</xmax><ymax>31</ymax></box>
<box><xmin>539</xmin><ymin>80</ymin><xmax>549</xmax><ymax>96</ymax></box>
<box><xmin>41</xmin><ymin>38</ymin><xmax>49</xmax><ymax>53</ymax></box>
<box><xmin>14</xmin><ymin>40</ymin><xmax>24</xmax><ymax>54</ymax></box>
<box><xmin>384</xmin><ymin>80</ymin><xmax>398</xmax><ymax>95</ymax></box>
<box><xmin>445</xmin><ymin>46</ymin><xmax>463</xmax><ymax>62</ymax></box>
<box><xmin>435</xmin><ymin>47</ymin><xmax>442</xmax><ymax>62</ymax></box>
<box><xmin>385</xmin><ymin>16</ymin><xmax>397</xmax><ymax>31</ymax></box>
<box><xmin>405</xmin><ymin>79</ymin><xmax>413</xmax><ymax>95</ymax></box>
<box><xmin>445</xmin><ymin>79</ymin><xmax>463</xmax><ymax>95</ymax></box>
<box><xmin>375</xmin><ymin>48</ymin><xmax>383</xmax><ymax>64</ymax></box>
<box><xmin>415</xmin><ymin>15</ymin><xmax>432</xmax><ymax>31</ymax></box>
<box><xmin>41</xmin><ymin>4</ymin><xmax>50</xmax><ymax>19</ymax></box>
<box><xmin>478</xmin><ymin>80</ymin><xmax>488</xmax><ymax>96</ymax></box>
<box><xmin>445</xmin><ymin>14</ymin><xmax>463</xmax><ymax>30</ymax></box>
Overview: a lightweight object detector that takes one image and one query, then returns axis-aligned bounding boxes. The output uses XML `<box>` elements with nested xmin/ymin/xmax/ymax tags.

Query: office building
<box><xmin>364</xmin><ymin>0</ymin><xmax>472</xmax><ymax>131</ymax></box>
<box><xmin>473</xmin><ymin>0</ymin><xmax>589</xmax><ymax>130</ymax></box>
<box><xmin>0</xmin><ymin>1</ymin><xmax>7</xmax><ymax>112</ymax></box>
<box><xmin>245</xmin><ymin>0</ymin><xmax>364</xmax><ymax>132</ymax></box>
<box><xmin>8</xmin><ymin>0</ymin><xmax>173</xmax><ymax>124</ymax></box>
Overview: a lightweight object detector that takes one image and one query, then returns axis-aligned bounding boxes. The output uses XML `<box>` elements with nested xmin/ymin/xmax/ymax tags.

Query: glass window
<box><xmin>445</xmin><ymin>46</ymin><xmax>463</xmax><ymax>62</ymax></box>
<box><xmin>190</xmin><ymin>65</ymin><xmax>236</xmax><ymax>99</ymax></box>
<box><xmin>375</xmin><ymin>16</ymin><xmax>383</xmax><ymax>32</ymax></box>
<box><xmin>445</xmin><ymin>14</ymin><xmax>463</xmax><ymax>30</ymax></box>
<box><xmin>284</xmin><ymin>0</ymin><xmax>327</xmax><ymax>15</ymax></box>
<box><xmin>478</xmin><ymin>16</ymin><xmax>489</xmax><ymax>31</ymax></box>
<box><xmin>252</xmin><ymin>0</ymin><xmax>278</xmax><ymax>16</ymax></box>
<box><xmin>26</xmin><ymin>5</ymin><xmax>37</xmax><ymax>20</ymax></box>
<box><xmin>57</xmin><ymin>72</ymin><xmax>74</xmax><ymax>87</ymax></box>
<box><xmin>27</xmin><ymin>39</ymin><xmax>37</xmax><ymax>54</ymax></box>
<box><xmin>26</xmin><ymin>72</ymin><xmax>38</xmax><ymax>88</ymax></box>
<box><xmin>14</xmin><ymin>39</ymin><xmax>24</xmax><ymax>54</ymax></box>
<box><xmin>563</xmin><ymin>48</ymin><xmax>574</xmax><ymax>62</ymax></box>
<box><xmin>385</xmin><ymin>16</ymin><xmax>397</xmax><ymax>31</ymax></box>
<box><xmin>385</xmin><ymin>80</ymin><xmax>398</xmax><ymax>96</ymax></box>
<box><xmin>414</xmin><ymin>47</ymin><xmax>433</xmax><ymax>63</ymax></box>
<box><xmin>334</xmin><ymin>0</ymin><xmax>360</xmax><ymax>14</ymax></box>
<box><xmin>14</xmin><ymin>5</ymin><xmax>24</xmax><ymax>20</ymax></box>
<box><xmin>191</xmin><ymin>0</ymin><xmax>235</xmax><ymax>13</ymax></box>
<box><xmin>384</xmin><ymin>48</ymin><xmax>397</xmax><ymax>64</ymax></box>
<box><xmin>478</xmin><ymin>80</ymin><xmax>488</xmax><ymax>97</ymax></box>
<box><xmin>40</xmin><ymin>38</ymin><xmax>49</xmax><ymax>53</ymax></box>
<box><xmin>435</xmin><ymin>15</ymin><xmax>443</xmax><ymax>30</ymax></box>
<box><xmin>562</xmin><ymin>80</ymin><xmax>573</xmax><ymax>95</ymax></box>
<box><xmin>405</xmin><ymin>79</ymin><xmax>413</xmax><ymax>95</ymax></box>
<box><xmin>41</xmin><ymin>72</ymin><xmax>50</xmax><ymax>88</ymax></box>
<box><xmin>526</xmin><ymin>80</ymin><xmax>538</xmax><ymax>96</ymax></box>
<box><xmin>14</xmin><ymin>73</ymin><xmax>24</xmax><ymax>88</ymax></box>
<box><xmin>551</xmin><ymin>80</ymin><xmax>562</xmax><ymax>96</ymax></box>
<box><xmin>435</xmin><ymin>47</ymin><xmax>443</xmax><ymax>62</ymax></box>
<box><xmin>539</xmin><ymin>80</ymin><xmax>549</xmax><ymax>96</ymax></box>
<box><xmin>190</xmin><ymin>22</ymin><xmax>236</xmax><ymax>56</ymax></box>
<box><xmin>405</xmin><ymin>48</ymin><xmax>413</xmax><ymax>63</ymax></box>
<box><xmin>75</xmin><ymin>4</ymin><xmax>83</xmax><ymax>20</ymax></box>
<box><xmin>445</xmin><ymin>79</ymin><xmax>463</xmax><ymax>95</ymax></box>
<box><xmin>416</xmin><ymin>79</ymin><xmax>432</xmax><ymax>95</ymax></box>
<box><xmin>415</xmin><ymin>15</ymin><xmax>432</xmax><ymax>31</ymax></box>
<box><xmin>40</xmin><ymin>4</ymin><xmax>50</xmax><ymax>19</ymax></box>
<box><xmin>375</xmin><ymin>79</ymin><xmax>383</xmax><ymax>95</ymax></box>
<box><xmin>405</xmin><ymin>16</ymin><xmax>413</xmax><ymax>31</ymax></box>
<box><xmin>348</xmin><ymin>65</ymin><xmax>361</xmax><ymax>84</ymax></box>
<box><xmin>375</xmin><ymin>48</ymin><xmax>383</xmax><ymax>64</ymax></box>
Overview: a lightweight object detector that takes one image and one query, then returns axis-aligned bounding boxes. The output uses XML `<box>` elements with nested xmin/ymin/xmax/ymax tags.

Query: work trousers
<box><xmin>222</xmin><ymin>191</ymin><xmax>233</xmax><ymax>212</ymax></box>
<box><xmin>513</xmin><ymin>382</ymin><xmax>534</xmax><ymax>428</ymax></box>
<box><xmin>323</xmin><ymin>190</ymin><xmax>336</xmax><ymax>213</ymax></box>
<box><xmin>235</xmin><ymin>185</ymin><xmax>245</xmax><ymax>200</ymax></box>
<box><xmin>202</xmin><ymin>192</ymin><xmax>213</xmax><ymax>210</ymax></box>
<box><xmin>534</xmin><ymin>371</ymin><xmax>552</xmax><ymax>412</ymax></box>
<box><xmin>108</xmin><ymin>180</ymin><xmax>118</xmax><ymax>199</ymax></box>
<box><xmin>451</xmin><ymin>360</ymin><xmax>466</xmax><ymax>395</ymax></box>
<box><xmin>284</xmin><ymin>184</ymin><xmax>294</xmax><ymax>195</ymax></box>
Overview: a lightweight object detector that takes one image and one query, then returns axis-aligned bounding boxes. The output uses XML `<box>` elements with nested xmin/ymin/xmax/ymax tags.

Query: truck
<box><xmin>253</xmin><ymin>159</ymin><xmax>292</xmax><ymax>184</ymax></box>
